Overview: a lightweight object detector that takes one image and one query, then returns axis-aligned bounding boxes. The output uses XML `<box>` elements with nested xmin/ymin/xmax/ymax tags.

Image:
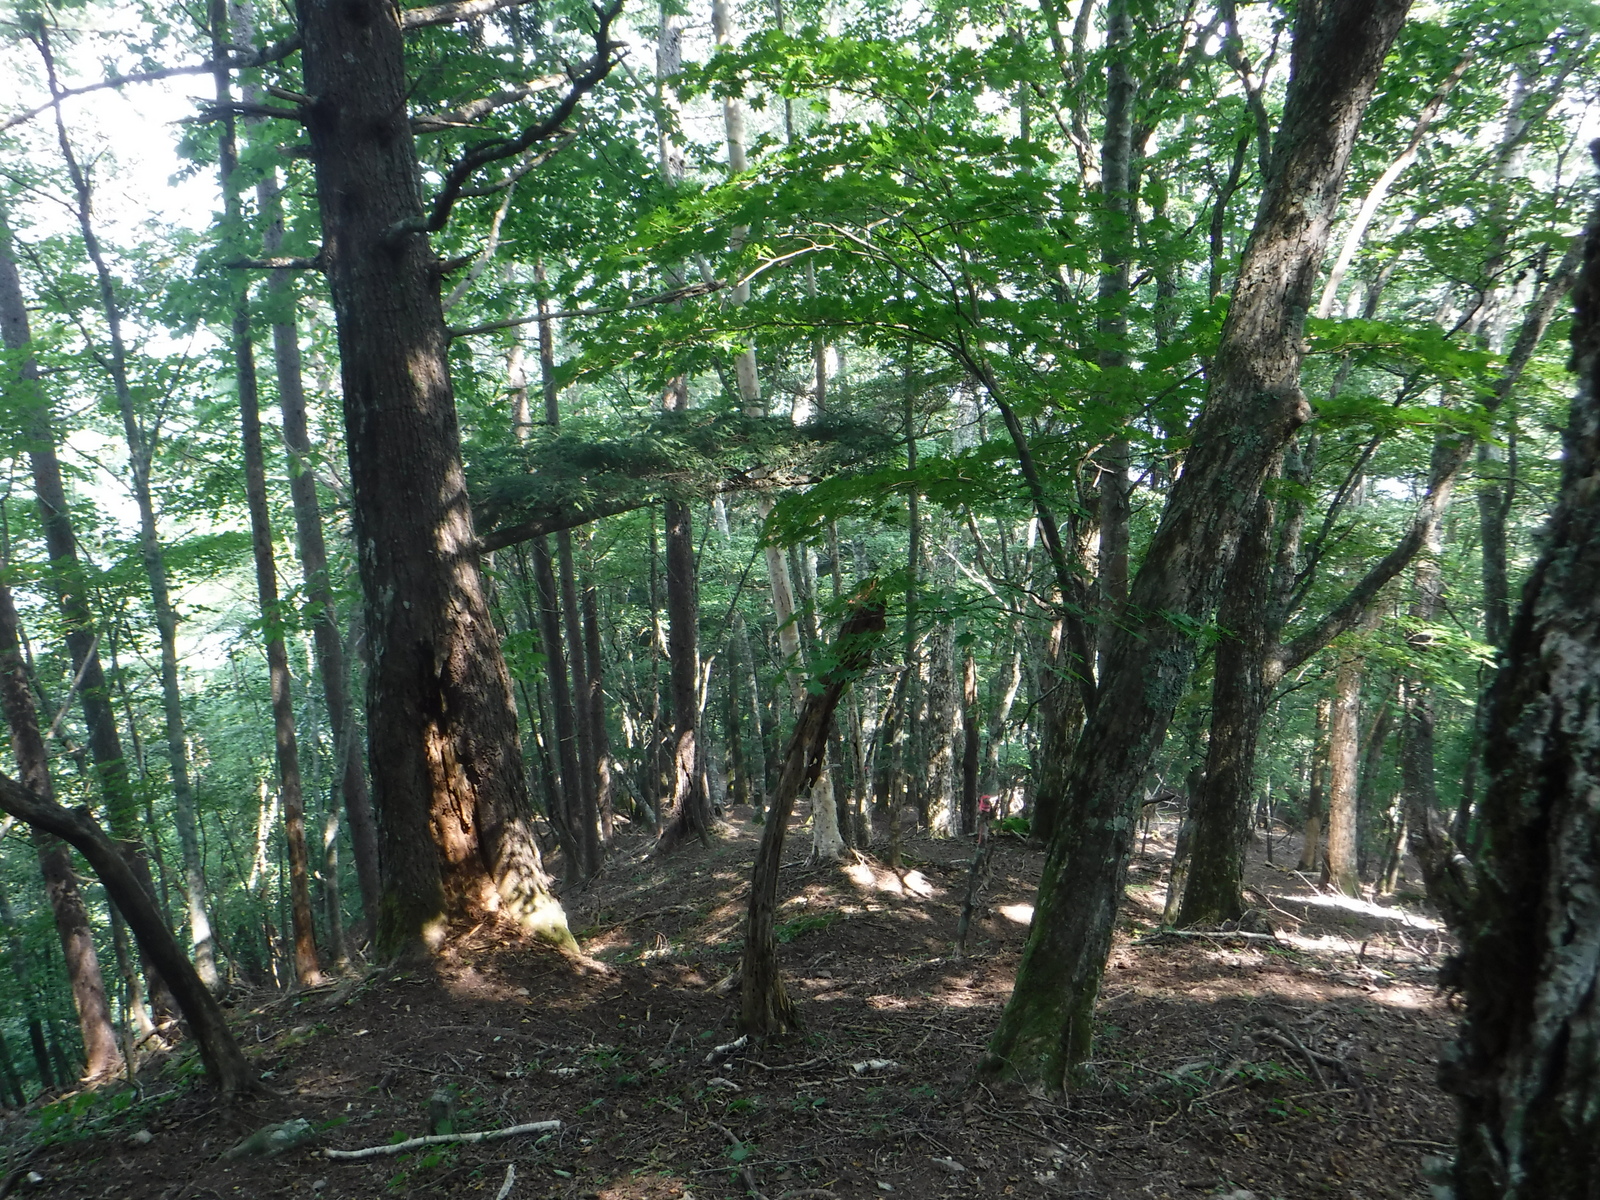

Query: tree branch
<box><xmin>388</xmin><ymin>2</ymin><xmax>624</xmax><ymax>244</ymax></box>
<box><xmin>412</xmin><ymin>75</ymin><xmax>566</xmax><ymax>132</ymax></box>
<box><xmin>0</xmin><ymin>39</ymin><xmax>301</xmax><ymax>136</ymax></box>
<box><xmin>400</xmin><ymin>0</ymin><xmax>537</xmax><ymax>30</ymax></box>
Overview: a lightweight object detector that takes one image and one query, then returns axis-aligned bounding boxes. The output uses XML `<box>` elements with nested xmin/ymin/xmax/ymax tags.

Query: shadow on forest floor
<box><xmin>0</xmin><ymin>808</ymin><xmax>1457</xmax><ymax>1200</ymax></box>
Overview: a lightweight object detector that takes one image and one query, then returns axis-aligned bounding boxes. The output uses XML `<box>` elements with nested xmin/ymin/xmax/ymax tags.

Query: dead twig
<box><xmin>323</xmin><ymin>1120</ymin><xmax>561</xmax><ymax>1159</ymax></box>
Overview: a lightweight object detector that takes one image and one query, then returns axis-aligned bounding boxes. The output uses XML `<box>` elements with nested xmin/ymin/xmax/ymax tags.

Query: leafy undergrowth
<box><xmin>0</xmin><ymin>810</ymin><xmax>1456</xmax><ymax>1200</ymax></box>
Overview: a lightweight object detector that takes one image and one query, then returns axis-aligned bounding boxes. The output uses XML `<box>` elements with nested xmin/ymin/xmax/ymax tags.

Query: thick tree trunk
<box><xmin>740</xmin><ymin>589</ymin><xmax>885</xmax><ymax>1037</ymax></box>
<box><xmin>295</xmin><ymin>0</ymin><xmax>578</xmax><ymax>956</ymax></box>
<box><xmin>1447</xmin><ymin>188</ymin><xmax>1600</xmax><ymax>1200</ymax></box>
<box><xmin>982</xmin><ymin>0</ymin><xmax>1410</xmax><ymax>1091</ymax></box>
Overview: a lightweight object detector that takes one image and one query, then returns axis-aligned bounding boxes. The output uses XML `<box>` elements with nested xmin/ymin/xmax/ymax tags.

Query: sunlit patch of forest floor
<box><xmin>1</xmin><ymin>809</ymin><xmax>1456</xmax><ymax>1200</ymax></box>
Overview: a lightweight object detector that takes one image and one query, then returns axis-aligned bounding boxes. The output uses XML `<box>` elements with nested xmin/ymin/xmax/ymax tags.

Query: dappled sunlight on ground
<box><xmin>997</xmin><ymin>901</ymin><xmax>1035</xmax><ymax>925</ymax></box>
<box><xmin>843</xmin><ymin>860</ymin><xmax>941</xmax><ymax>897</ymax></box>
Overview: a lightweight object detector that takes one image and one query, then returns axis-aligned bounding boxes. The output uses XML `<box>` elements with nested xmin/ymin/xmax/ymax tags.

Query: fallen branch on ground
<box><xmin>1131</xmin><ymin>928</ymin><xmax>1280</xmax><ymax>946</ymax></box>
<box><xmin>323</xmin><ymin>1120</ymin><xmax>561</xmax><ymax>1159</ymax></box>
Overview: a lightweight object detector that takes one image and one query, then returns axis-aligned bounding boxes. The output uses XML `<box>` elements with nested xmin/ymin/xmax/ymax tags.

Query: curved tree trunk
<box><xmin>740</xmin><ymin>589</ymin><xmax>885</xmax><ymax>1037</ymax></box>
<box><xmin>982</xmin><ymin>0</ymin><xmax>1410</xmax><ymax>1091</ymax></box>
<box><xmin>0</xmin><ymin>198</ymin><xmax>178</xmax><ymax>1018</ymax></box>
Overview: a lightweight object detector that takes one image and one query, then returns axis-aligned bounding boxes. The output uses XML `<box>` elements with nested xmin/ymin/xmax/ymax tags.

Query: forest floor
<box><xmin>0</xmin><ymin>807</ymin><xmax>1459</xmax><ymax>1200</ymax></box>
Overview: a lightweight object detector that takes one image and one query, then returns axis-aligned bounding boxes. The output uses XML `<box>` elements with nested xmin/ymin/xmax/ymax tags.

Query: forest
<box><xmin>0</xmin><ymin>0</ymin><xmax>1598</xmax><ymax>1195</ymax></box>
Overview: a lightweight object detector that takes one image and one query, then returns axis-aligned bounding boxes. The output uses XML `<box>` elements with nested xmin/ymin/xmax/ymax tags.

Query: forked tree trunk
<box><xmin>1447</xmin><ymin>184</ymin><xmax>1600</xmax><ymax>1200</ymax></box>
<box><xmin>982</xmin><ymin>0</ymin><xmax>1410</xmax><ymax>1091</ymax></box>
<box><xmin>294</xmin><ymin>0</ymin><xmax>584</xmax><ymax>956</ymax></box>
<box><xmin>740</xmin><ymin>588</ymin><xmax>885</xmax><ymax>1037</ymax></box>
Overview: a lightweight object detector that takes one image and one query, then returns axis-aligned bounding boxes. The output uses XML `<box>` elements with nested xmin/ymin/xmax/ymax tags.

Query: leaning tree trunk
<box><xmin>982</xmin><ymin>0</ymin><xmax>1411</xmax><ymax>1092</ymax></box>
<box><xmin>0</xmin><ymin>203</ymin><xmax>178</xmax><ymax>1020</ymax></box>
<box><xmin>740</xmin><ymin>586</ymin><xmax>885</xmax><ymax>1037</ymax></box>
<box><xmin>1446</xmin><ymin>177</ymin><xmax>1600</xmax><ymax>1200</ymax></box>
<box><xmin>0</xmin><ymin>577</ymin><xmax>252</xmax><ymax>1097</ymax></box>
<box><xmin>294</xmin><ymin>0</ymin><xmax>583</xmax><ymax>956</ymax></box>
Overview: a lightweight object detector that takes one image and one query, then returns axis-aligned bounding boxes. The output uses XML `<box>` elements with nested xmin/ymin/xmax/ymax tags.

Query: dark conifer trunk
<box><xmin>294</xmin><ymin>0</ymin><xmax>577</xmax><ymax>955</ymax></box>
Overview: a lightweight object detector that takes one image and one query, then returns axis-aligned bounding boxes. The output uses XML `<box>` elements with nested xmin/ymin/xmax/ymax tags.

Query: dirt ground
<box><xmin>0</xmin><ymin>807</ymin><xmax>1459</xmax><ymax>1200</ymax></box>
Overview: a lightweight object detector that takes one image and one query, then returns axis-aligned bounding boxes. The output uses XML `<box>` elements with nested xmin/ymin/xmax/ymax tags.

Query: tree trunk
<box><xmin>0</xmin><ymin>576</ymin><xmax>253</xmax><ymax>1097</ymax></box>
<box><xmin>582</xmin><ymin>574</ymin><xmax>615</xmax><ymax>846</ymax></box>
<box><xmin>530</xmin><ymin>538</ymin><xmax>584</xmax><ymax>882</ymax></box>
<box><xmin>0</xmin><ymin>202</ymin><xmax>178</xmax><ymax>1017</ymax></box>
<box><xmin>740</xmin><ymin>589</ymin><xmax>885</xmax><ymax>1037</ymax></box>
<box><xmin>210</xmin><ymin>21</ymin><xmax>323</xmax><ymax>986</ymax></box>
<box><xmin>295</xmin><ymin>0</ymin><xmax>582</xmax><ymax>956</ymax></box>
<box><xmin>960</xmin><ymin>652</ymin><xmax>980</xmax><ymax>837</ymax></box>
<box><xmin>1299</xmin><ymin>697</ymin><xmax>1332</xmax><ymax>873</ymax></box>
<box><xmin>982</xmin><ymin>0</ymin><xmax>1410</xmax><ymax>1091</ymax></box>
<box><xmin>1321</xmin><ymin>628</ymin><xmax>1369</xmax><ymax>898</ymax></box>
<box><xmin>657</xmin><ymin>475</ymin><xmax>711</xmax><ymax>851</ymax></box>
<box><xmin>1447</xmin><ymin>187</ymin><xmax>1600</xmax><ymax>1200</ymax></box>
<box><xmin>1178</xmin><ymin>490</ymin><xmax>1273</xmax><ymax>926</ymax></box>
<box><xmin>1399</xmin><ymin>539</ymin><xmax>1472</xmax><ymax>922</ymax></box>
<box><xmin>33</xmin><ymin>827</ymin><xmax>122</xmax><ymax>1079</ymax></box>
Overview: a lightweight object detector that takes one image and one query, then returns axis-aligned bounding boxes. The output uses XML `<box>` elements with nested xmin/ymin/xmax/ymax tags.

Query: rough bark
<box><xmin>294</xmin><ymin>0</ymin><xmax>584</xmax><ymax>955</ymax></box>
<box><xmin>740</xmin><ymin>588</ymin><xmax>885</xmax><ymax>1037</ymax></box>
<box><xmin>982</xmin><ymin>0</ymin><xmax>1411</xmax><ymax>1091</ymax></box>
<box><xmin>1446</xmin><ymin>173</ymin><xmax>1600</xmax><ymax>1200</ymax></box>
